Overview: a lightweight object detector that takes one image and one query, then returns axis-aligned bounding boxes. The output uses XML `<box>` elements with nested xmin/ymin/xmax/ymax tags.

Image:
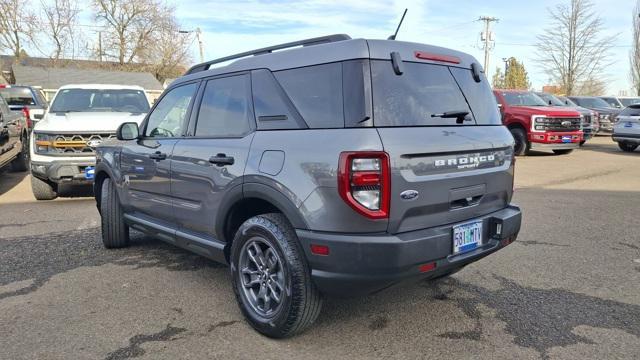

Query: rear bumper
<box><xmin>612</xmin><ymin>133</ymin><xmax>640</xmax><ymax>144</ymax></box>
<box><xmin>31</xmin><ymin>160</ymin><xmax>95</xmax><ymax>185</ymax></box>
<box><xmin>296</xmin><ymin>205</ymin><xmax>521</xmax><ymax>297</ymax></box>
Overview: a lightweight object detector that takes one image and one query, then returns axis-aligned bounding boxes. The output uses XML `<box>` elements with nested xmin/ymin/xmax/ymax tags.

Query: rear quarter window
<box><xmin>274</xmin><ymin>63</ymin><xmax>344</xmax><ymax>129</ymax></box>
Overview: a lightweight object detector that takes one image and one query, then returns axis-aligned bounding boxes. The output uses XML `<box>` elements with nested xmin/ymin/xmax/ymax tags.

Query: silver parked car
<box><xmin>612</xmin><ymin>104</ymin><xmax>640</xmax><ymax>152</ymax></box>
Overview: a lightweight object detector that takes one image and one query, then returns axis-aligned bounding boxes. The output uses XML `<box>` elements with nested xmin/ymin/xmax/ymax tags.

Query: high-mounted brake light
<box><xmin>338</xmin><ymin>151</ymin><xmax>390</xmax><ymax>219</ymax></box>
<box><xmin>414</xmin><ymin>51</ymin><xmax>461</xmax><ymax>64</ymax></box>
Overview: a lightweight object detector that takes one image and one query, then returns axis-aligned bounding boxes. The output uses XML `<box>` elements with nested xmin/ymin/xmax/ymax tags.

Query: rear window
<box><xmin>620</xmin><ymin>105</ymin><xmax>640</xmax><ymax>116</ymax></box>
<box><xmin>371</xmin><ymin>60</ymin><xmax>500</xmax><ymax>126</ymax></box>
<box><xmin>0</xmin><ymin>87</ymin><xmax>35</xmax><ymax>106</ymax></box>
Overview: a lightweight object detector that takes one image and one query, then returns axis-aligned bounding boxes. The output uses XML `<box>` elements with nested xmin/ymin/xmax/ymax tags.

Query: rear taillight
<box><xmin>338</xmin><ymin>151</ymin><xmax>390</xmax><ymax>219</ymax></box>
<box><xmin>22</xmin><ymin>107</ymin><xmax>31</xmax><ymax>128</ymax></box>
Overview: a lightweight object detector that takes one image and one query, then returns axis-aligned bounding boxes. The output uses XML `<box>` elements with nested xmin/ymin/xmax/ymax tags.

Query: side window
<box><xmin>145</xmin><ymin>83</ymin><xmax>198</xmax><ymax>138</ymax></box>
<box><xmin>195</xmin><ymin>75</ymin><xmax>251</xmax><ymax>137</ymax></box>
<box><xmin>274</xmin><ymin>63</ymin><xmax>344</xmax><ymax>128</ymax></box>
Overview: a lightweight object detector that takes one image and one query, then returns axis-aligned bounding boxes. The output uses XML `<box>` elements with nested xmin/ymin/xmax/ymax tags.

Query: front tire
<box><xmin>230</xmin><ymin>213</ymin><xmax>322</xmax><ymax>338</ymax></box>
<box><xmin>552</xmin><ymin>149</ymin><xmax>574</xmax><ymax>155</ymax></box>
<box><xmin>100</xmin><ymin>178</ymin><xmax>129</xmax><ymax>248</ymax></box>
<box><xmin>618</xmin><ymin>142</ymin><xmax>639</xmax><ymax>152</ymax></box>
<box><xmin>31</xmin><ymin>175</ymin><xmax>58</xmax><ymax>200</ymax></box>
<box><xmin>509</xmin><ymin>128</ymin><xmax>530</xmax><ymax>156</ymax></box>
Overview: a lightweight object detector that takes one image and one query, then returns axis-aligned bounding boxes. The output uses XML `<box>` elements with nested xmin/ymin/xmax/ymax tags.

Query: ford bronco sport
<box><xmin>94</xmin><ymin>34</ymin><xmax>522</xmax><ymax>338</ymax></box>
<box><xmin>30</xmin><ymin>84</ymin><xmax>150</xmax><ymax>200</ymax></box>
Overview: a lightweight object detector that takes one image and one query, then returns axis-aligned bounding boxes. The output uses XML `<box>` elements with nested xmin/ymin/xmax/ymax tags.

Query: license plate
<box><xmin>561</xmin><ymin>136</ymin><xmax>572</xmax><ymax>143</ymax></box>
<box><xmin>452</xmin><ymin>221</ymin><xmax>483</xmax><ymax>255</ymax></box>
<box><xmin>84</xmin><ymin>166</ymin><xmax>95</xmax><ymax>180</ymax></box>
<box><xmin>625</xmin><ymin>122</ymin><xmax>633</xmax><ymax>128</ymax></box>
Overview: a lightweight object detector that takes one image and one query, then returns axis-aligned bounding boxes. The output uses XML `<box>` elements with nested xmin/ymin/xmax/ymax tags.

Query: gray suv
<box><xmin>94</xmin><ymin>34</ymin><xmax>522</xmax><ymax>337</ymax></box>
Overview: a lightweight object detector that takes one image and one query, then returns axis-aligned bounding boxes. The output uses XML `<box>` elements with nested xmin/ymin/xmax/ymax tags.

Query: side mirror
<box><xmin>116</xmin><ymin>122</ymin><xmax>140</xmax><ymax>140</ymax></box>
<box><xmin>548</xmin><ymin>100</ymin><xmax>553</xmax><ymax>106</ymax></box>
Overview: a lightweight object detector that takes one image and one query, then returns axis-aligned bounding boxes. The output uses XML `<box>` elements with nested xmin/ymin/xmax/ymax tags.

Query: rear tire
<box><xmin>31</xmin><ymin>175</ymin><xmax>58</xmax><ymax>200</ymax></box>
<box><xmin>100</xmin><ymin>178</ymin><xmax>129</xmax><ymax>248</ymax></box>
<box><xmin>618</xmin><ymin>142</ymin><xmax>638</xmax><ymax>152</ymax></box>
<box><xmin>509</xmin><ymin>128</ymin><xmax>530</xmax><ymax>156</ymax></box>
<box><xmin>11</xmin><ymin>135</ymin><xmax>29</xmax><ymax>172</ymax></box>
<box><xmin>552</xmin><ymin>149</ymin><xmax>573</xmax><ymax>155</ymax></box>
<box><xmin>230</xmin><ymin>213</ymin><xmax>322</xmax><ymax>338</ymax></box>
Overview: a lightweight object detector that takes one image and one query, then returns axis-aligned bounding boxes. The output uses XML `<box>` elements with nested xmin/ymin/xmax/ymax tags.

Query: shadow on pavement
<box><xmin>0</xmin><ymin>169</ymin><xmax>28</xmax><ymax>196</ymax></box>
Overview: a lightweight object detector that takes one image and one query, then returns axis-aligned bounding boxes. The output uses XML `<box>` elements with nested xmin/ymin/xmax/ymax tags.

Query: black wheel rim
<box><xmin>513</xmin><ymin>135</ymin><xmax>524</xmax><ymax>154</ymax></box>
<box><xmin>238</xmin><ymin>237</ymin><xmax>286</xmax><ymax>318</ymax></box>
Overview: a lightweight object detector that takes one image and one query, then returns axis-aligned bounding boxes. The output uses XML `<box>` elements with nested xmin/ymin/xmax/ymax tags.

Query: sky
<box><xmin>168</xmin><ymin>0</ymin><xmax>635</xmax><ymax>96</ymax></box>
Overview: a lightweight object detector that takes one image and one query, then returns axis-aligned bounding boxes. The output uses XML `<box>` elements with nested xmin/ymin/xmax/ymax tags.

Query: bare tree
<box><xmin>139</xmin><ymin>17</ymin><xmax>192</xmax><ymax>81</ymax></box>
<box><xmin>0</xmin><ymin>0</ymin><xmax>38</xmax><ymax>58</ymax></box>
<box><xmin>93</xmin><ymin>0</ymin><xmax>172</xmax><ymax>65</ymax></box>
<box><xmin>536</xmin><ymin>0</ymin><xmax>617</xmax><ymax>95</ymax></box>
<box><xmin>631</xmin><ymin>1</ymin><xmax>640</xmax><ymax>96</ymax></box>
<box><xmin>40</xmin><ymin>0</ymin><xmax>81</xmax><ymax>61</ymax></box>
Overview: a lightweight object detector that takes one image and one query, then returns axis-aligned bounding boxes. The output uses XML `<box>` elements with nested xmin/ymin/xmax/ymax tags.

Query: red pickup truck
<box><xmin>494</xmin><ymin>90</ymin><xmax>583</xmax><ymax>155</ymax></box>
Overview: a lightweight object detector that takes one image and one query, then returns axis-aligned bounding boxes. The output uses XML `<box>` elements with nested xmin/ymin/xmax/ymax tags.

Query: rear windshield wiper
<box><xmin>431</xmin><ymin>110</ymin><xmax>470</xmax><ymax>124</ymax></box>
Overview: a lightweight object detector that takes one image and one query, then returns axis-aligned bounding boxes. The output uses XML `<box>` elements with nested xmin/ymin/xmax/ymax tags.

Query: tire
<box><xmin>100</xmin><ymin>178</ymin><xmax>129</xmax><ymax>248</ymax></box>
<box><xmin>11</xmin><ymin>135</ymin><xmax>29</xmax><ymax>172</ymax></box>
<box><xmin>618</xmin><ymin>142</ymin><xmax>639</xmax><ymax>152</ymax></box>
<box><xmin>31</xmin><ymin>175</ymin><xmax>58</xmax><ymax>200</ymax></box>
<box><xmin>509</xmin><ymin>128</ymin><xmax>530</xmax><ymax>156</ymax></box>
<box><xmin>579</xmin><ymin>140</ymin><xmax>586</xmax><ymax>147</ymax></box>
<box><xmin>552</xmin><ymin>149</ymin><xmax>574</xmax><ymax>155</ymax></box>
<box><xmin>230</xmin><ymin>213</ymin><xmax>322</xmax><ymax>338</ymax></box>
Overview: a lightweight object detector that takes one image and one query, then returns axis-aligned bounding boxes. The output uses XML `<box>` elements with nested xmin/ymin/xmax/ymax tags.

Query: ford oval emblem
<box><xmin>400</xmin><ymin>190</ymin><xmax>419</xmax><ymax>201</ymax></box>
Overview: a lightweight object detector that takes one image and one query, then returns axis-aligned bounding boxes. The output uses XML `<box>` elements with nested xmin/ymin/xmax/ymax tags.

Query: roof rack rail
<box><xmin>185</xmin><ymin>34</ymin><xmax>352</xmax><ymax>75</ymax></box>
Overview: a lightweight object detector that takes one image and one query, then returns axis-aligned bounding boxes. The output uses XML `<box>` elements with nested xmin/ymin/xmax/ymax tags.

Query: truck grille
<box><xmin>51</xmin><ymin>133</ymin><xmax>116</xmax><ymax>154</ymax></box>
<box><xmin>535</xmin><ymin>117</ymin><xmax>581</xmax><ymax>132</ymax></box>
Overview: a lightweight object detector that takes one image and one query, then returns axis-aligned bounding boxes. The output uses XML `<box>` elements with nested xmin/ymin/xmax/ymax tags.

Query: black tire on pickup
<box><xmin>31</xmin><ymin>176</ymin><xmax>58</xmax><ymax>200</ymax></box>
<box><xmin>509</xmin><ymin>128</ymin><xmax>530</xmax><ymax>156</ymax></box>
<box><xmin>230</xmin><ymin>213</ymin><xmax>323</xmax><ymax>338</ymax></box>
<box><xmin>100</xmin><ymin>177</ymin><xmax>129</xmax><ymax>248</ymax></box>
<box><xmin>552</xmin><ymin>149</ymin><xmax>574</xmax><ymax>155</ymax></box>
<box><xmin>618</xmin><ymin>142</ymin><xmax>638</xmax><ymax>152</ymax></box>
<box><xmin>11</xmin><ymin>135</ymin><xmax>29</xmax><ymax>172</ymax></box>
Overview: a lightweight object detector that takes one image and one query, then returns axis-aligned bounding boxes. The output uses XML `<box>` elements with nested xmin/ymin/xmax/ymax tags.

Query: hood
<box><xmin>582</xmin><ymin>106</ymin><xmax>619</xmax><ymax>115</ymax></box>
<box><xmin>33</xmin><ymin>112</ymin><xmax>146</xmax><ymax>133</ymax></box>
<box><xmin>508</xmin><ymin>105</ymin><xmax>581</xmax><ymax>117</ymax></box>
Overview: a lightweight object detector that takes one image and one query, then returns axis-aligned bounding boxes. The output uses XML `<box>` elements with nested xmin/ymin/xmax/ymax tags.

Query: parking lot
<box><xmin>0</xmin><ymin>136</ymin><xmax>639</xmax><ymax>360</ymax></box>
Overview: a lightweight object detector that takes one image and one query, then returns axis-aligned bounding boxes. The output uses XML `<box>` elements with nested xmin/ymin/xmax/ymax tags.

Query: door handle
<box><xmin>149</xmin><ymin>151</ymin><xmax>167</xmax><ymax>160</ymax></box>
<box><xmin>209</xmin><ymin>153</ymin><xmax>234</xmax><ymax>166</ymax></box>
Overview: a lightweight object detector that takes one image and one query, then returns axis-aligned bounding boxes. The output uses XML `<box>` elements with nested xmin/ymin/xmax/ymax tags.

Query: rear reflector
<box><xmin>414</xmin><ymin>51</ymin><xmax>461</xmax><ymax>64</ymax></box>
<box><xmin>419</xmin><ymin>262</ymin><xmax>437</xmax><ymax>273</ymax></box>
<box><xmin>310</xmin><ymin>244</ymin><xmax>330</xmax><ymax>256</ymax></box>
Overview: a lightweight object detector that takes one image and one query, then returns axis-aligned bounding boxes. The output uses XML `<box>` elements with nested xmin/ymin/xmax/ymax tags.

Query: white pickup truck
<box><xmin>30</xmin><ymin>84</ymin><xmax>150</xmax><ymax>200</ymax></box>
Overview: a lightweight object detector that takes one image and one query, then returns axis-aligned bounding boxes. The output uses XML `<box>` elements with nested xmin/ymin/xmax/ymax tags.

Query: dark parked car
<box><xmin>0</xmin><ymin>94</ymin><xmax>29</xmax><ymax>172</ymax></box>
<box><xmin>599</xmin><ymin>96</ymin><xmax>624</xmax><ymax>109</ymax></box>
<box><xmin>567</xmin><ymin>96</ymin><xmax>619</xmax><ymax>133</ymax></box>
<box><xmin>536</xmin><ymin>92</ymin><xmax>597</xmax><ymax>144</ymax></box>
<box><xmin>94</xmin><ymin>34</ymin><xmax>522</xmax><ymax>337</ymax></box>
<box><xmin>0</xmin><ymin>85</ymin><xmax>49</xmax><ymax>128</ymax></box>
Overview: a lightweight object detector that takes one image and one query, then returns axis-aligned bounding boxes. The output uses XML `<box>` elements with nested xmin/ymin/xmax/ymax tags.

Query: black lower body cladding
<box><xmin>297</xmin><ymin>205</ymin><xmax>521</xmax><ymax>297</ymax></box>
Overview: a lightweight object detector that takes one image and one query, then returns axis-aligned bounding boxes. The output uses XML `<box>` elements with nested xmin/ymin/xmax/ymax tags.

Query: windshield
<box><xmin>620</xmin><ymin>98</ymin><xmax>640</xmax><ymax>107</ymax></box>
<box><xmin>601</xmin><ymin>97</ymin><xmax>622</xmax><ymax>108</ymax></box>
<box><xmin>572</xmin><ymin>97</ymin><xmax>611</xmax><ymax>108</ymax></box>
<box><xmin>536</xmin><ymin>93</ymin><xmax>565</xmax><ymax>106</ymax></box>
<box><xmin>502</xmin><ymin>92</ymin><xmax>547</xmax><ymax>106</ymax></box>
<box><xmin>0</xmin><ymin>87</ymin><xmax>35</xmax><ymax>106</ymax></box>
<box><xmin>371</xmin><ymin>61</ymin><xmax>500</xmax><ymax>126</ymax></box>
<box><xmin>50</xmin><ymin>88</ymin><xmax>150</xmax><ymax>113</ymax></box>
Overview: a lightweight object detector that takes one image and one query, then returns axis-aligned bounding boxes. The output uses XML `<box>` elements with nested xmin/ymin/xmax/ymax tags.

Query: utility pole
<box><xmin>479</xmin><ymin>16</ymin><xmax>499</xmax><ymax>75</ymax></box>
<box><xmin>196</xmin><ymin>27</ymin><xmax>204</xmax><ymax>63</ymax></box>
<box><xmin>179</xmin><ymin>28</ymin><xmax>205</xmax><ymax>63</ymax></box>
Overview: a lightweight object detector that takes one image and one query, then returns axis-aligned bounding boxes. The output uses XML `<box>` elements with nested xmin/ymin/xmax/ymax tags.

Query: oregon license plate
<box><xmin>453</xmin><ymin>221</ymin><xmax>483</xmax><ymax>255</ymax></box>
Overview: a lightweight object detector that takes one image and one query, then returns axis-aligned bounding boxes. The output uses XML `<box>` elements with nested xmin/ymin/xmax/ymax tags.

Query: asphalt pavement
<box><xmin>1</xmin><ymin>136</ymin><xmax>639</xmax><ymax>360</ymax></box>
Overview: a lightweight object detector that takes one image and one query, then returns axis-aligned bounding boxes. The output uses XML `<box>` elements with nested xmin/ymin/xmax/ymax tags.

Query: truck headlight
<box><xmin>34</xmin><ymin>133</ymin><xmax>54</xmax><ymax>154</ymax></box>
